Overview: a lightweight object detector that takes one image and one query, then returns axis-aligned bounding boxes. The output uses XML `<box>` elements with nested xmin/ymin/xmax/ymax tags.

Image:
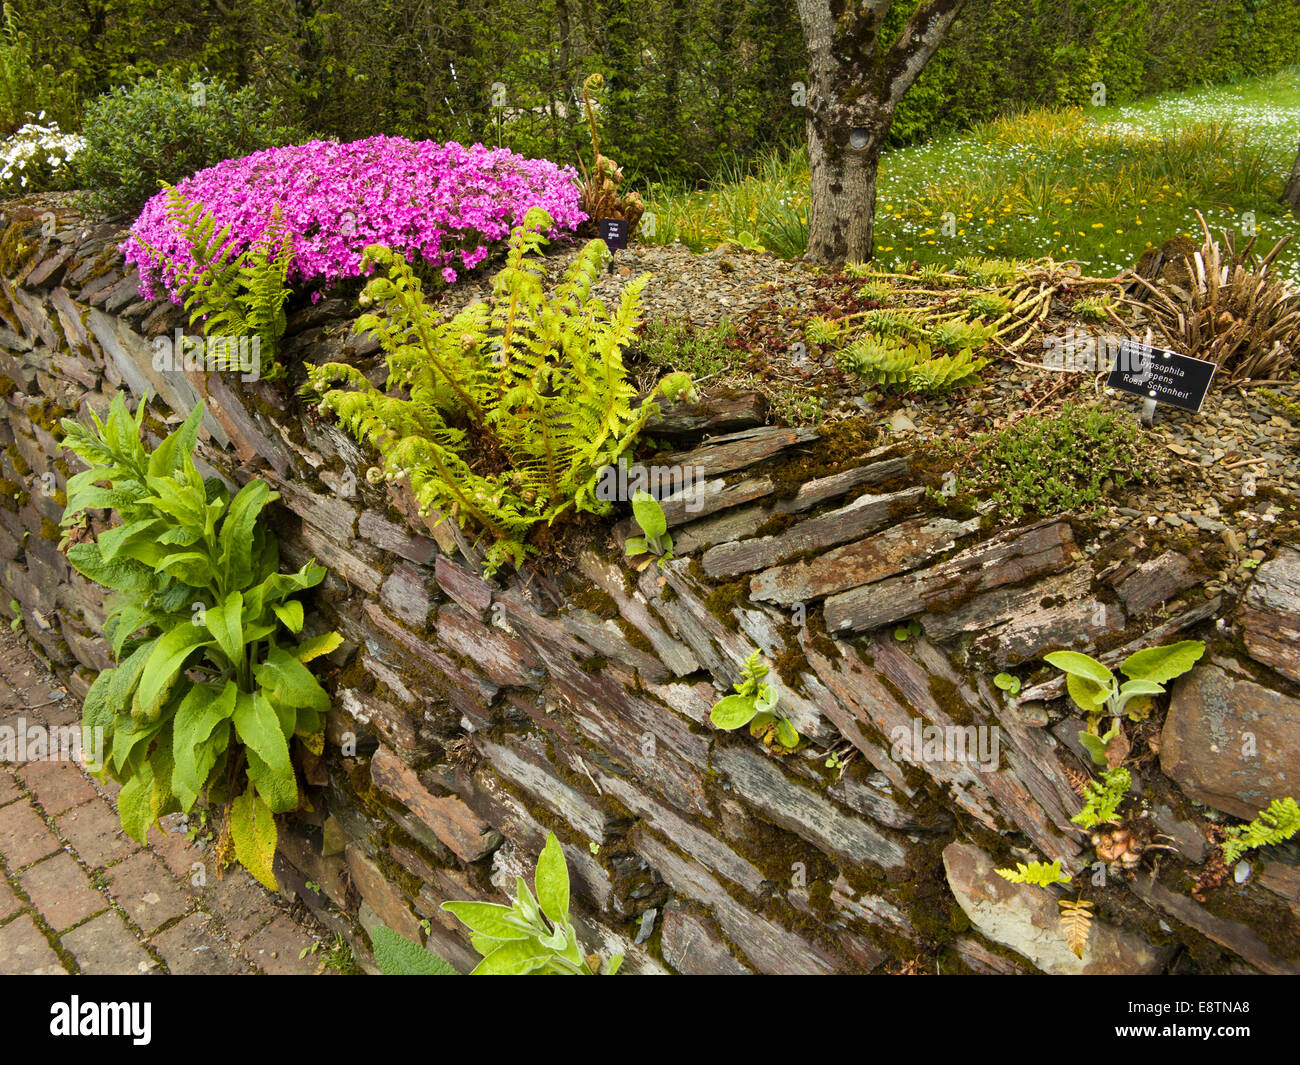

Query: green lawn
<box><xmin>643</xmin><ymin>69</ymin><xmax>1300</xmax><ymax>282</ymax></box>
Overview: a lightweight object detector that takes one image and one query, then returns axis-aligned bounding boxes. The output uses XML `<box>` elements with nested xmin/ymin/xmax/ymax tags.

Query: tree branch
<box><xmin>883</xmin><ymin>0</ymin><xmax>967</xmax><ymax>106</ymax></box>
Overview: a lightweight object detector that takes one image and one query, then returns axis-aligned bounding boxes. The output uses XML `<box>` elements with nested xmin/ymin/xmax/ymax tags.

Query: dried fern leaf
<box><xmin>1058</xmin><ymin>896</ymin><xmax>1094</xmax><ymax>960</ymax></box>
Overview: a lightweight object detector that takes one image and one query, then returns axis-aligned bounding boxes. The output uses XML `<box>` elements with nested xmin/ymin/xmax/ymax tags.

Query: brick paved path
<box><xmin>0</xmin><ymin>629</ymin><xmax>331</xmax><ymax>974</ymax></box>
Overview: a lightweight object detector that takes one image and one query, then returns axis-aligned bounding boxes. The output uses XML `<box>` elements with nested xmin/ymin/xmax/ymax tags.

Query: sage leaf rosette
<box><xmin>442</xmin><ymin>833</ymin><xmax>623</xmax><ymax>975</ymax></box>
<box><xmin>60</xmin><ymin>394</ymin><xmax>340</xmax><ymax>890</ymax></box>
<box><xmin>709</xmin><ymin>650</ymin><xmax>800</xmax><ymax>751</ymax></box>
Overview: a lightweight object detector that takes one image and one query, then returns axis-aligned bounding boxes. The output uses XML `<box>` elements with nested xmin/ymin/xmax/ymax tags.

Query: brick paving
<box><xmin>0</xmin><ymin>629</ymin><xmax>332</xmax><ymax>974</ymax></box>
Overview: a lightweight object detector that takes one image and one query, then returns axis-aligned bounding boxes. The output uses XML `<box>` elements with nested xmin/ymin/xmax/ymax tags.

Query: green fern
<box><xmin>954</xmin><ymin>256</ymin><xmax>1024</xmax><ymax>287</ymax></box>
<box><xmin>804</xmin><ymin>315</ymin><xmax>841</xmax><ymax>345</ymax></box>
<box><xmin>842</xmin><ymin>262</ymin><xmax>884</xmax><ymax>280</ymax></box>
<box><xmin>1221</xmin><ymin>797</ymin><xmax>1300</xmax><ymax>865</ymax></box>
<box><xmin>1074</xmin><ymin>296</ymin><xmax>1112</xmax><ymax>323</ymax></box>
<box><xmin>838</xmin><ymin>335</ymin><xmax>988</xmax><ymax>393</ymax></box>
<box><xmin>305</xmin><ymin>207</ymin><xmax>690</xmax><ymax>577</ymax></box>
<box><xmin>996</xmin><ymin>859</ymin><xmax>1071</xmax><ymax>888</ymax></box>
<box><xmin>1070</xmin><ymin>767</ymin><xmax>1130</xmax><ymax>829</ymax></box>
<box><xmin>136</xmin><ymin>185</ymin><xmax>294</xmax><ymax>379</ymax></box>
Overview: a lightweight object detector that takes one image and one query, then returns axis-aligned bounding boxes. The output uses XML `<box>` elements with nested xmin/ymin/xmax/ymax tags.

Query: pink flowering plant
<box><xmin>122</xmin><ymin>137</ymin><xmax>586</xmax><ymax>303</ymax></box>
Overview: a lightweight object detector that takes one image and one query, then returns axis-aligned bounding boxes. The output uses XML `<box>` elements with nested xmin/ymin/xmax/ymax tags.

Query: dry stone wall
<box><xmin>2</xmin><ymin>200</ymin><xmax>1298</xmax><ymax>974</ymax></box>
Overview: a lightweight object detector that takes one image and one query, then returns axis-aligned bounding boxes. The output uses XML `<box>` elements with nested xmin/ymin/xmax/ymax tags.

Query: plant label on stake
<box><xmin>599</xmin><ymin>217</ymin><xmax>628</xmax><ymax>273</ymax></box>
<box><xmin>598</xmin><ymin>218</ymin><xmax>629</xmax><ymax>250</ymax></box>
<box><xmin>1106</xmin><ymin>338</ymin><xmax>1216</xmax><ymax>419</ymax></box>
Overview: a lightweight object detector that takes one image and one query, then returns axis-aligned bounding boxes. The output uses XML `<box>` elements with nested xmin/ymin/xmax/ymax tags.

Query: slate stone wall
<box><xmin>2</xmin><ymin>200</ymin><xmax>1297</xmax><ymax>974</ymax></box>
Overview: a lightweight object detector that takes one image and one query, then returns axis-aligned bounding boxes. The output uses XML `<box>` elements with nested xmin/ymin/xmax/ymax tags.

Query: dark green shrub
<box><xmin>9</xmin><ymin>0</ymin><xmax>1300</xmax><ymax>183</ymax></box>
<box><xmin>76</xmin><ymin>74</ymin><xmax>290</xmax><ymax>215</ymax></box>
<box><xmin>0</xmin><ymin>3</ymin><xmax>79</xmax><ymax>135</ymax></box>
<box><xmin>891</xmin><ymin>0</ymin><xmax>1300</xmax><ymax>147</ymax></box>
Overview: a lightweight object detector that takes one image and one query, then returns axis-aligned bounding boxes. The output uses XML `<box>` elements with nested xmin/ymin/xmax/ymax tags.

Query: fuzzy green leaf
<box><xmin>293</xmin><ymin>631</ymin><xmax>343</xmax><ymax>664</ymax></box>
<box><xmin>371</xmin><ymin>924</ymin><xmax>456</xmax><ymax>976</ymax></box>
<box><xmin>1120</xmin><ymin>641</ymin><xmax>1205</xmax><ymax>685</ymax></box>
<box><xmin>272</xmin><ymin>600</ymin><xmax>304</xmax><ymax>634</ymax></box>
<box><xmin>66</xmin><ymin>542</ymin><xmax>155</xmax><ymax>594</ymax></box>
<box><xmin>229</xmin><ymin>787</ymin><xmax>279</xmax><ymax>891</ymax></box>
<box><xmin>232</xmin><ymin>691</ymin><xmax>297</xmax><ymax>812</ymax></box>
<box><xmin>254</xmin><ymin>644</ymin><xmax>331</xmax><ymax>717</ymax></box>
<box><xmin>147</xmin><ymin>403</ymin><xmax>206</xmax><ymax>479</ymax></box>
<box><xmin>630</xmin><ymin>490</ymin><xmax>667</xmax><ymax>540</ymax></box>
<box><xmin>1077</xmin><ymin>731</ymin><xmax>1108</xmax><ymax>768</ymax></box>
<box><xmin>117</xmin><ymin>763</ymin><xmax>156</xmax><ymax>843</ymax></box>
<box><xmin>1044</xmin><ymin>650</ymin><xmax>1115</xmax><ymax>690</ymax></box>
<box><xmin>133</xmin><ymin>623</ymin><xmax>213</xmax><ymax>722</ymax></box>
<box><xmin>710</xmin><ymin>693</ymin><xmax>758</xmax><ymax>730</ymax></box>
<box><xmin>470</xmin><ymin>938</ymin><xmax>552</xmax><ymax>976</ymax></box>
<box><xmin>535</xmin><ymin>832</ymin><xmax>570</xmax><ymax>927</ymax></box>
<box><xmin>219</xmin><ymin>478</ymin><xmax>275</xmax><ymax>591</ymax></box>
<box><xmin>204</xmin><ymin>590</ymin><xmax>244</xmax><ymax>667</ymax></box>
<box><xmin>172</xmin><ymin>680</ymin><xmax>237</xmax><ymax>810</ymax></box>
<box><xmin>441</xmin><ymin>901</ymin><xmax>531</xmax><ymax>942</ymax></box>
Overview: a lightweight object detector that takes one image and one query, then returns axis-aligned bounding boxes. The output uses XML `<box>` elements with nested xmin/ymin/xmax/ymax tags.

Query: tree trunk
<box><xmin>807</xmin><ymin>111</ymin><xmax>890</xmax><ymax>263</ymax></box>
<box><xmin>797</xmin><ymin>0</ymin><xmax>966</xmax><ymax>265</ymax></box>
<box><xmin>1283</xmin><ymin>144</ymin><xmax>1300</xmax><ymax>214</ymax></box>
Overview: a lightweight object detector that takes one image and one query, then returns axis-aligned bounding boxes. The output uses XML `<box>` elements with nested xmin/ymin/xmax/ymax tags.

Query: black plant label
<box><xmin>598</xmin><ymin>218</ymin><xmax>629</xmax><ymax>251</ymax></box>
<box><xmin>1107</xmin><ymin>339</ymin><xmax>1216</xmax><ymax>413</ymax></box>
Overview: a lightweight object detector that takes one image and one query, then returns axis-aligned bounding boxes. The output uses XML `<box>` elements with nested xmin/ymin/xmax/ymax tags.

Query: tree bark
<box><xmin>797</xmin><ymin>0</ymin><xmax>966</xmax><ymax>264</ymax></box>
<box><xmin>807</xmin><ymin>115</ymin><xmax>888</xmax><ymax>264</ymax></box>
<box><xmin>1283</xmin><ymin>143</ymin><xmax>1300</xmax><ymax>214</ymax></box>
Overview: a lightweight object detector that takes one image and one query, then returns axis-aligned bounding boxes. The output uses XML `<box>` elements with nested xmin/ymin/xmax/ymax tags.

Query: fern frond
<box><xmin>1071</xmin><ymin>767</ymin><xmax>1130</xmax><ymax>829</ymax></box>
<box><xmin>858</xmin><ymin>308</ymin><xmax>924</xmax><ymax>337</ymax></box>
<box><xmin>1058</xmin><ymin>896</ymin><xmax>1093</xmax><ymax>959</ymax></box>
<box><xmin>996</xmin><ymin>859</ymin><xmax>1072</xmax><ymax>888</ymax></box>
<box><xmin>1222</xmin><ymin>797</ymin><xmax>1300</xmax><ymax>864</ymax></box>
<box><xmin>929</xmin><ymin>318</ymin><xmax>995</xmax><ymax>353</ymax></box>
<box><xmin>153</xmin><ymin>185</ymin><xmax>294</xmax><ymax>376</ymax></box>
<box><xmin>313</xmin><ymin>210</ymin><xmax>680</xmax><ymax>576</ymax></box>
